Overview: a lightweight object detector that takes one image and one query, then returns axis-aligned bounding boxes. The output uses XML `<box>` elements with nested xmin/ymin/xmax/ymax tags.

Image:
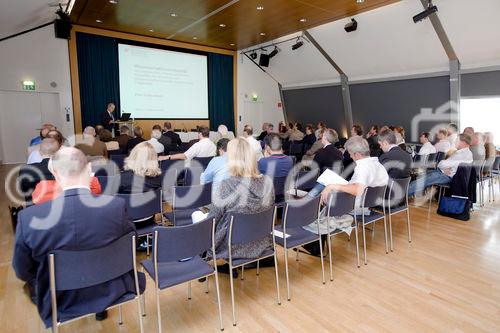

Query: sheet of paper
<box><xmin>272</xmin><ymin>230</ymin><xmax>290</xmax><ymax>239</ymax></box>
<box><xmin>316</xmin><ymin>169</ymin><xmax>348</xmax><ymax>186</ymax></box>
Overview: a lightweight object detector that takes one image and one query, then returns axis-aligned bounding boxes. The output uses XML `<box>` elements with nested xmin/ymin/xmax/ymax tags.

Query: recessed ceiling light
<box><xmin>193</xmin><ymin>36</ymin><xmax>198</xmax><ymax>40</ymax></box>
<box><xmin>109</xmin><ymin>0</ymin><xmax>118</xmax><ymax>4</ymax></box>
<box><xmin>170</xmin><ymin>13</ymin><xmax>177</xmax><ymax>17</ymax></box>
<box><xmin>299</xmin><ymin>18</ymin><xmax>307</xmax><ymax>23</ymax></box>
<box><xmin>219</xmin><ymin>23</ymin><xmax>226</xmax><ymax>27</ymax></box>
<box><xmin>149</xmin><ymin>29</ymin><xmax>154</xmax><ymax>32</ymax></box>
<box><xmin>256</xmin><ymin>5</ymin><xmax>264</xmax><ymax>10</ymax></box>
<box><xmin>357</xmin><ymin>0</ymin><xmax>365</xmax><ymax>3</ymax></box>
<box><xmin>95</xmin><ymin>19</ymin><xmax>103</xmax><ymax>23</ymax></box>
<box><xmin>260</xmin><ymin>32</ymin><xmax>266</xmax><ymax>36</ymax></box>
<box><xmin>230</xmin><ymin>43</ymin><xmax>235</xmax><ymax>46</ymax></box>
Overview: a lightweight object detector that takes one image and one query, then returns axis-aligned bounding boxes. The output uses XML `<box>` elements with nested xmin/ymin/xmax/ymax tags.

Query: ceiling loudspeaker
<box><xmin>344</xmin><ymin>18</ymin><xmax>358</xmax><ymax>32</ymax></box>
<box><xmin>259</xmin><ymin>53</ymin><xmax>270</xmax><ymax>67</ymax></box>
<box><xmin>54</xmin><ymin>19</ymin><xmax>72</xmax><ymax>39</ymax></box>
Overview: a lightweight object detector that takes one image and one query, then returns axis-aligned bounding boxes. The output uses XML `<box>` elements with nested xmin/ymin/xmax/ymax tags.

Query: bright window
<box><xmin>460</xmin><ymin>97</ymin><xmax>500</xmax><ymax>145</ymax></box>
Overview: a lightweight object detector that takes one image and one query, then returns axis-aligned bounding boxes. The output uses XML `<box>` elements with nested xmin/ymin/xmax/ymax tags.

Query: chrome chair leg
<box><xmin>362</xmin><ymin>221</ymin><xmax>368</xmax><ymax>265</ymax></box>
<box><xmin>388</xmin><ymin>213</ymin><xmax>394</xmax><ymax>252</ymax></box>
<box><xmin>240</xmin><ymin>266</ymin><xmax>245</xmax><ymax>281</ymax></box>
<box><xmin>140</xmin><ymin>293</ymin><xmax>146</xmax><ymax>317</ymax></box>
<box><xmin>188</xmin><ymin>282</ymin><xmax>192</xmax><ymax>300</ymax></box>
<box><xmin>284</xmin><ymin>248</ymin><xmax>290</xmax><ymax>301</ymax></box>
<box><xmin>205</xmin><ymin>276</ymin><xmax>209</xmax><ymax>294</ymax></box>
<box><xmin>273</xmin><ymin>252</ymin><xmax>281</xmax><ymax>305</ymax></box>
<box><xmin>295</xmin><ymin>248</ymin><xmax>300</xmax><ymax>261</ymax></box>
<box><xmin>319</xmin><ymin>236</ymin><xmax>326</xmax><ymax>285</ymax></box>
<box><xmin>354</xmin><ymin>222</ymin><xmax>360</xmax><ymax>268</ymax></box>
<box><xmin>327</xmin><ymin>234</ymin><xmax>333</xmax><ymax>281</ymax></box>
<box><xmin>256</xmin><ymin>260</ymin><xmax>260</xmax><ymax>276</ymax></box>
<box><xmin>146</xmin><ymin>235</ymin><xmax>150</xmax><ymax>257</ymax></box>
<box><xmin>406</xmin><ymin>208</ymin><xmax>412</xmax><ymax>243</ymax></box>
<box><xmin>137</xmin><ymin>297</ymin><xmax>145</xmax><ymax>333</ymax></box>
<box><xmin>214</xmin><ymin>272</ymin><xmax>224</xmax><ymax>331</ymax></box>
<box><xmin>383</xmin><ymin>216</ymin><xmax>389</xmax><ymax>254</ymax></box>
<box><xmin>229</xmin><ymin>265</ymin><xmax>237</xmax><ymax>326</ymax></box>
<box><xmin>118</xmin><ymin>305</ymin><xmax>123</xmax><ymax>325</ymax></box>
<box><xmin>155</xmin><ymin>287</ymin><xmax>162</xmax><ymax>333</ymax></box>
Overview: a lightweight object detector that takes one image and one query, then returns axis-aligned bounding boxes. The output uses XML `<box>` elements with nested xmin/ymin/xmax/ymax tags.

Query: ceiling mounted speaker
<box><xmin>259</xmin><ymin>53</ymin><xmax>270</xmax><ymax>67</ymax></box>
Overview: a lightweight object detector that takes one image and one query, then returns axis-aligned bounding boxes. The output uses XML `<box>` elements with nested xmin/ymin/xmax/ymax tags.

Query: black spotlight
<box><xmin>413</xmin><ymin>1</ymin><xmax>438</xmax><ymax>23</ymax></box>
<box><xmin>344</xmin><ymin>18</ymin><xmax>358</xmax><ymax>32</ymax></box>
<box><xmin>250</xmin><ymin>51</ymin><xmax>258</xmax><ymax>60</ymax></box>
<box><xmin>268</xmin><ymin>46</ymin><xmax>279</xmax><ymax>58</ymax></box>
<box><xmin>291</xmin><ymin>39</ymin><xmax>303</xmax><ymax>50</ymax></box>
<box><xmin>259</xmin><ymin>53</ymin><xmax>270</xmax><ymax>67</ymax></box>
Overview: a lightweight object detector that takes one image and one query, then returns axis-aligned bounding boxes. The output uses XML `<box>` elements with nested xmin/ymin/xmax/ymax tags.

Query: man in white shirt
<box><xmin>447</xmin><ymin>123</ymin><xmax>459</xmax><ymax>147</ymax></box>
<box><xmin>418</xmin><ymin>132</ymin><xmax>437</xmax><ymax>155</ymax></box>
<box><xmin>242</xmin><ymin>125</ymin><xmax>263</xmax><ymax>160</ymax></box>
<box><xmin>308</xmin><ymin>136</ymin><xmax>388</xmax><ymax>204</ymax></box>
<box><xmin>434</xmin><ymin>128</ymin><xmax>452</xmax><ymax>154</ymax></box>
<box><xmin>408</xmin><ymin>133</ymin><xmax>473</xmax><ymax>197</ymax></box>
<box><xmin>161</xmin><ymin>126</ymin><xmax>216</xmax><ymax>161</ymax></box>
<box><xmin>147</xmin><ymin>129</ymin><xmax>165</xmax><ymax>154</ymax></box>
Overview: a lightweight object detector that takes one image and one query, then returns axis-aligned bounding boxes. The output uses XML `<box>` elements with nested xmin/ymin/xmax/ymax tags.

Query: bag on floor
<box><xmin>437</xmin><ymin>196</ymin><xmax>470</xmax><ymax>221</ymax></box>
<box><xmin>8</xmin><ymin>205</ymin><xmax>24</xmax><ymax>233</ymax></box>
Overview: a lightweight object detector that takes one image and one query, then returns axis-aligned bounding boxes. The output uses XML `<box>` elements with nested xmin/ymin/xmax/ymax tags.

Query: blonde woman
<box><xmin>207</xmin><ymin>138</ymin><xmax>275</xmax><ymax>268</ymax></box>
<box><xmin>119</xmin><ymin>142</ymin><xmax>162</xmax><ymax>194</ymax></box>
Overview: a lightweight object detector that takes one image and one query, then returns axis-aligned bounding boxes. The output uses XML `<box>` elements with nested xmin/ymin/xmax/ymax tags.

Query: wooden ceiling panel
<box><xmin>71</xmin><ymin>0</ymin><xmax>399</xmax><ymax>50</ymax></box>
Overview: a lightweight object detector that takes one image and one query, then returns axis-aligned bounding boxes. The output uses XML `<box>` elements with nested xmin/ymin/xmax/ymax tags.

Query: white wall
<box><xmin>236</xmin><ymin>54</ymin><xmax>284</xmax><ymax>135</ymax></box>
<box><xmin>0</xmin><ymin>24</ymin><xmax>74</xmax><ymax>153</ymax></box>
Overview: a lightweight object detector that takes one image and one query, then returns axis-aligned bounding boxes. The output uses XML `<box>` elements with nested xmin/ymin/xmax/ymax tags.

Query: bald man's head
<box><xmin>39</xmin><ymin>138</ymin><xmax>60</xmax><ymax>158</ymax></box>
<box><xmin>83</xmin><ymin>126</ymin><xmax>96</xmax><ymax>137</ymax></box>
<box><xmin>50</xmin><ymin>147</ymin><xmax>90</xmax><ymax>184</ymax></box>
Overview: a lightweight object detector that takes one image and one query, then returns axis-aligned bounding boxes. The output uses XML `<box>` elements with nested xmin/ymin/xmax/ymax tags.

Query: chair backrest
<box><xmin>435</xmin><ymin>152</ymin><xmax>446</xmax><ymax>165</ymax></box>
<box><xmin>289</xmin><ymin>142</ymin><xmax>304</xmax><ymax>155</ymax></box>
<box><xmin>172</xmin><ymin>183</ymin><xmax>212</xmax><ymax>210</ymax></box>
<box><xmin>117</xmin><ymin>189</ymin><xmax>162</xmax><ymax>221</ymax></box>
<box><xmin>110</xmin><ymin>154</ymin><xmax>127</xmax><ymax>171</ymax></box>
<box><xmin>283</xmin><ymin>196</ymin><xmax>320</xmax><ymax>229</ymax></box>
<box><xmin>361</xmin><ymin>185</ymin><xmax>387</xmax><ymax>209</ymax></box>
<box><xmin>96</xmin><ymin>175</ymin><xmax>119</xmax><ymax>195</ymax></box>
<box><xmin>153</xmin><ymin>218</ymin><xmax>214</xmax><ymax>263</ymax></box>
<box><xmin>326</xmin><ymin>191</ymin><xmax>356</xmax><ymax>217</ymax></box>
<box><xmin>295</xmin><ymin>169</ymin><xmax>319</xmax><ymax>191</ymax></box>
<box><xmin>229</xmin><ymin>206</ymin><xmax>276</xmax><ymax>246</ymax></box>
<box><xmin>273</xmin><ymin>176</ymin><xmax>288</xmax><ymax>197</ymax></box>
<box><xmin>492</xmin><ymin>155</ymin><xmax>500</xmax><ymax>171</ymax></box>
<box><xmin>184</xmin><ymin>166</ymin><xmax>204</xmax><ymax>186</ymax></box>
<box><xmin>387</xmin><ymin>177</ymin><xmax>411</xmax><ymax>209</ymax></box>
<box><xmin>49</xmin><ymin>232</ymin><xmax>135</xmax><ymax>291</ymax></box>
<box><xmin>426</xmin><ymin>153</ymin><xmax>437</xmax><ymax>167</ymax></box>
<box><xmin>192</xmin><ymin>157</ymin><xmax>213</xmax><ymax>169</ymax></box>
<box><xmin>92</xmin><ymin>161</ymin><xmax>118</xmax><ymax>176</ymax></box>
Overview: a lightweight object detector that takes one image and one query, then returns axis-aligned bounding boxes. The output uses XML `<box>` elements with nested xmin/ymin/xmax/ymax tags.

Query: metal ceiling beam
<box><xmin>303</xmin><ymin>30</ymin><xmax>353</xmax><ymax>131</ymax></box>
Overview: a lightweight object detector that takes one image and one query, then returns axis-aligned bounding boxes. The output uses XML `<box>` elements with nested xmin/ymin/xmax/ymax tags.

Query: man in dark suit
<box><xmin>12</xmin><ymin>147</ymin><xmax>145</xmax><ymax>327</ymax></box>
<box><xmin>378</xmin><ymin>128</ymin><xmax>412</xmax><ymax>179</ymax></box>
<box><xmin>115</xmin><ymin>125</ymin><xmax>131</xmax><ymax>153</ymax></box>
<box><xmin>162</xmin><ymin>121</ymin><xmax>182</xmax><ymax>152</ymax></box>
<box><xmin>153</xmin><ymin>124</ymin><xmax>172</xmax><ymax>152</ymax></box>
<box><xmin>101</xmin><ymin>103</ymin><xmax>116</xmax><ymax>131</ymax></box>
<box><xmin>19</xmin><ymin>138</ymin><xmax>60</xmax><ymax>203</ymax></box>
<box><xmin>313</xmin><ymin>128</ymin><xmax>343</xmax><ymax>172</ymax></box>
<box><xmin>126</xmin><ymin>126</ymin><xmax>145</xmax><ymax>153</ymax></box>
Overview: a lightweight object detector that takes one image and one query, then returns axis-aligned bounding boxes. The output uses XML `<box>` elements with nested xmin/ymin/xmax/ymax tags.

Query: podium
<box><xmin>111</xmin><ymin>120</ymin><xmax>135</xmax><ymax>137</ymax></box>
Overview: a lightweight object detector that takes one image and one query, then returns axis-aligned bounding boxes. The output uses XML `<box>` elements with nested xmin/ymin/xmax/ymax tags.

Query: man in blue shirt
<box><xmin>200</xmin><ymin>138</ymin><xmax>230</xmax><ymax>184</ymax></box>
<box><xmin>258</xmin><ymin>133</ymin><xmax>293</xmax><ymax>178</ymax></box>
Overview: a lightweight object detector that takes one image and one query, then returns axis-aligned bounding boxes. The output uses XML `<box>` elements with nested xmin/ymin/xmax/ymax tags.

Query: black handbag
<box><xmin>8</xmin><ymin>205</ymin><xmax>24</xmax><ymax>232</ymax></box>
<box><xmin>437</xmin><ymin>196</ymin><xmax>471</xmax><ymax>221</ymax></box>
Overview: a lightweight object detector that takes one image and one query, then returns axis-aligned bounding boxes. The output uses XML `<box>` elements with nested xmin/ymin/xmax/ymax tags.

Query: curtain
<box><xmin>76</xmin><ymin>32</ymin><xmax>120</xmax><ymax>130</ymax></box>
<box><xmin>208</xmin><ymin>53</ymin><xmax>235</xmax><ymax>132</ymax></box>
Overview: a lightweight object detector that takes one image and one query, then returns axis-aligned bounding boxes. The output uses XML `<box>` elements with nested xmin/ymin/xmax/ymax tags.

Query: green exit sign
<box><xmin>22</xmin><ymin>80</ymin><xmax>35</xmax><ymax>91</ymax></box>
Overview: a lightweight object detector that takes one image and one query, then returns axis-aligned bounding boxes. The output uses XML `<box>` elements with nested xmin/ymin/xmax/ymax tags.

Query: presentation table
<box><xmin>175</xmin><ymin>131</ymin><xmax>235</xmax><ymax>143</ymax></box>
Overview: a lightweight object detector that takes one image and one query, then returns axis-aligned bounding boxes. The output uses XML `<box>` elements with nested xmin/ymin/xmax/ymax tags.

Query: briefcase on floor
<box><xmin>437</xmin><ymin>196</ymin><xmax>471</xmax><ymax>221</ymax></box>
<box><xmin>8</xmin><ymin>205</ymin><xmax>24</xmax><ymax>233</ymax></box>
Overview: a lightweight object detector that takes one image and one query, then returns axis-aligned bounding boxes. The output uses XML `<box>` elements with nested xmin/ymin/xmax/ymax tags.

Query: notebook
<box><xmin>316</xmin><ymin>169</ymin><xmax>348</xmax><ymax>186</ymax></box>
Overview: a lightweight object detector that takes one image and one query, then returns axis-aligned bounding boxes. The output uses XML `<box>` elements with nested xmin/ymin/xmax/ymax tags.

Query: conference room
<box><xmin>1</xmin><ymin>0</ymin><xmax>500</xmax><ymax>332</ymax></box>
